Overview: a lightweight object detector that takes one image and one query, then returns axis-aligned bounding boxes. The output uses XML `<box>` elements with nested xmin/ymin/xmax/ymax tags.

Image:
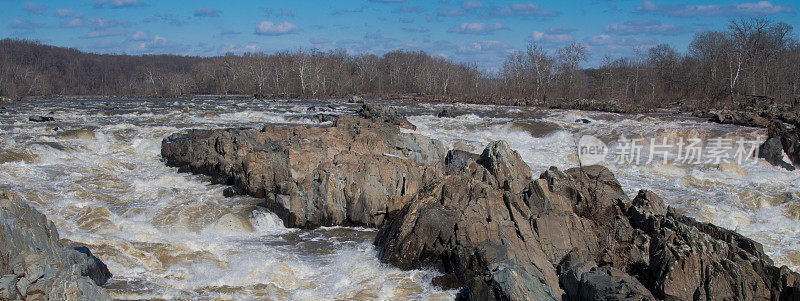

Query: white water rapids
<box><xmin>0</xmin><ymin>98</ymin><xmax>798</xmax><ymax>299</ymax></box>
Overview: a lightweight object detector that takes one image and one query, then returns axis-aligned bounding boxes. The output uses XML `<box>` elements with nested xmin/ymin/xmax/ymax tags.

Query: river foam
<box><xmin>1</xmin><ymin>98</ymin><xmax>798</xmax><ymax>299</ymax></box>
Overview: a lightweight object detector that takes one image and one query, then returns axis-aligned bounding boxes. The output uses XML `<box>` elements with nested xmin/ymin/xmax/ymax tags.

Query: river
<box><xmin>0</xmin><ymin>98</ymin><xmax>798</xmax><ymax>299</ymax></box>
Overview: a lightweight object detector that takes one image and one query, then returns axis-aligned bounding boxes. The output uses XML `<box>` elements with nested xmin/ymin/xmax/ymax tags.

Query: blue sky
<box><xmin>2</xmin><ymin>0</ymin><xmax>798</xmax><ymax>71</ymax></box>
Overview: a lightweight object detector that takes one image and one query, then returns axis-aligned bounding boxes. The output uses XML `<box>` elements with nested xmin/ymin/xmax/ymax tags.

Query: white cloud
<box><xmin>22</xmin><ymin>2</ymin><xmax>45</xmax><ymax>15</ymax></box>
<box><xmin>448</xmin><ymin>22</ymin><xmax>507</xmax><ymax>34</ymax></box>
<box><xmin>461</xmin><ymin>1</ymin><xmax>484</xmax><ymax>10</ymax></box>
<box><xmin>130</xmin><ymin>31</ymin><xmax>148</xmax><ymax>41</ymax></box>
<box><xmin>254</xmin><ymin>21</ymin><xmax>299</xmax><ymax>35</ymax></box>
<box><xmin>604</xmin><ymin>19</ymin><xmax>683</xmax><ymax>36</ymax></box>
<box><xmin>490</xmin><ymin>3</ymin><xmax>560</xmax><ymax>17</ymax></box>
<box><xmin>636</xmin><ymin>0</ymin><xmax>794</xmax><ymax>17</ymax></box>
<box><xmin>54</xmin><ymin>8</ymin><xmax>77</xmax><ymax>17</ymax></box>
<box><xmin>457</xmin><ymin>40</ymin><xmax>510</xmax><ymax>54</ymax></box>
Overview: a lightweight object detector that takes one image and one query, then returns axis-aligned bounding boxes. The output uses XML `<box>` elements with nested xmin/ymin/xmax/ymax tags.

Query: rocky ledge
<box><xmin>0</xmin><ymin>193</ymin><xmax>112</xmax><ymax>300</ymax></box>
<box><xmin>162</xmin><ymin>104</ymin><xmax>444</xmax><ymax>228</ymax></box>
<box><xmin>162</xmin><ymin>105</ymin><xmax>800</xmax><ymax>300</ymax></box>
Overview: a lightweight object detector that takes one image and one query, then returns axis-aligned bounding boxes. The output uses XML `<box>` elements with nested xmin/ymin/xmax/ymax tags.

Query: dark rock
<box><xmin>561</xmin><ymin>264</ymin><xmax>655</xmax><ymax>301</ymax></box>
<box><xmin>576</xmin><ymin>118</ymin><xmax>591</xmax><ymax>124</ymax></box>
<box><xmin>759</xmin><ymin>121</ymin><xmax>800</xmax><ymax>170</ymax></box>
<box><xmin>444</xmin><ymin>149</ymin><xmax>479</xmax><ymax>173</ymax></box>
<box><xmin>72</xmin><ymin>246</ymin><xmax>113</xmax><ymax>286</ymax></box>
<box><xmin>357</xmin><ymin>103</ymin><xmax>416</xmax><ymax>130</ymax></box>
<box><xmin>708</xmin><ymin>110</ymin><xmax>771</xmax><ymax>128</ymax></box>
<box><xmin>759</xmin><ymin>137</ymin><xmax>795</xmax><ymax>170</ymax></box>
<box><xmin>0</xmin><ymin>193</ymin><xmax>111</xmax><ymax>300</ymax></box>
<box><xmin>437</xmin><ymin>108</ymin><xmax>458</xmax><ymax>118</ymax></box>
<box><xmin>311</xmin><ymin>113</ymin><xmax>338</xmax><ymax>123</ymax></box>
<box><xmin>28</xmin><ymin>116</ymin><xmax>55</xmax><ymax>122</ymax></box>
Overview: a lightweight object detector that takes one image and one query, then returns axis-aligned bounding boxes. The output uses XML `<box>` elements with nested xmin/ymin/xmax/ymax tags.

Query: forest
<box><xmin>1</xmin><ymin>17</ymin><xmax>798</xmax><ymax>110</ymax></box>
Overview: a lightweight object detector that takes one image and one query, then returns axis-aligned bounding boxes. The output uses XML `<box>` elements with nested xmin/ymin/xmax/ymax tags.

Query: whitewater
<box><xmin>0</xmin><ymin>98</ymin><xmax>798</xmax><ymax>299</ymax></box>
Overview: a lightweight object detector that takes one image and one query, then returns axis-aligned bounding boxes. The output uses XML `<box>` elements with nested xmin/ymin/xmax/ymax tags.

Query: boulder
<box><xmin>310</xmin><ymin>113</ymin><xmax>338</xmax><ymax>123</ymax></box>
<box><xmin>708</xmin><ymin>110</ymin><xmax>771</xmax><ymax>128</ymax></box>
<box><xmin>162</xmin><ymin>115</ymin><xmax>445</xmax><ymax>228</ymax></box>
<box><xmin>357</xmin><ymin>103</ymin><xmax>416</xmax><ymax>130</ymax></box>
<box><xmin>0</xmin><ymin>193</ymin><xmax>111</xmax><ymax>300</ymax></box>
<box><xmin>759</xmin><ymin>121</ymin><xmax>800</xmax><ymax>170</ymax></box>
<box><xmin>28</xmin><ymin>116</ymin><xmax>55</xmax><ymax>122</ymax></box>
<box><xmin>437</xmin><ymin>108</ymin><xmax>458</xmax><ymax>118</ymax></box>
<box><xmin>348</xmin><ymin>95</ymin><xmax>364</xmax><ymax>103</ymax></box>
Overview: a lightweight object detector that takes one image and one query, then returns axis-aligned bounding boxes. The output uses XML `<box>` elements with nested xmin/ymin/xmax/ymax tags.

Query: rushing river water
<box><xmin>0</xmin><ymin>98</ymin><xmax>798</xmax><ymax>299</ymax></box>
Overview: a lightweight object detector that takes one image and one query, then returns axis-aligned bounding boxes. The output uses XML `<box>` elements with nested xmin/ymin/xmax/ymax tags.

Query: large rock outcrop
<box><xmin>375</xmin><ymin>144</ymin><xmax>800</xmax><ymax>300</ymax></box>
<box><xmin>162</xmin><ymin>113</ymin><xmax>445</xmax><ymax>228</ymax></box>
<box><xmin>162</xmin><ymin>108</ymin><xmax>800</xmax><ymax>300</ymax></box>
<box><xmin>0</xmin><ymin>193</ymin><xmax>112</xmax><ymax>300</ymax></box>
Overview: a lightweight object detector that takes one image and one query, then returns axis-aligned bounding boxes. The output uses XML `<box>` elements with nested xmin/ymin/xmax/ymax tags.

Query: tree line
<box><xmin>1</xmin><ymin>17</ymin><xmax>798</xmax><ymax>110</ymax></box>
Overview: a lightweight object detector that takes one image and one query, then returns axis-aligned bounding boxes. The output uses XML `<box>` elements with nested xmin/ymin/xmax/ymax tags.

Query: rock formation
<box><xmin>162</xmin><ymin>108</ymin><xmax>445</xmax><ymax>228</ymax></box>
<box><xmin>0</xmin><ymin>193</ymin><xmax>112</xmax><ymax>300</ymax></box>
<box><xmin>162</xmin><ymin>107</ymin><xmax>800</xmax><ymax>300</ymax></box>
<box><xmin>759</xmin><ymin>121</ymin><xmax>800</xmax><ymax>170</ymax></box>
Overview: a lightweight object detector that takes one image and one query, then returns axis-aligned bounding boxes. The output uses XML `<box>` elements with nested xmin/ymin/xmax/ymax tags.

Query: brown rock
<box><xmin>162</xmin><ymin>115</ymin><xmax>445</xmax><ymax>228</ymax></box>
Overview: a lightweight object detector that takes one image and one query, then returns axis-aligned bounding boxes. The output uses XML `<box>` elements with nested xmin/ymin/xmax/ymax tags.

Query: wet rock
<box><xmin>348</xmin><ymin>95</ymin><xmax>364</xmax><ymax>103</ymax></box>
<box><xmin>437</xmin><ymin>108</ymin><xmax>458</xmax><ymax>118</ymax></box>
<box><xmin>575</xmin><ymin>118</ymin><xmax>591</xmax><ymax>124</ymax></box>
<box><xmin>760</xmin><ymin>136</ymin><xmax>795</xmax><ymax>169</ymax></box>
<box><xmin>357</xmin><ymin>103</ymin><xmax>416</xmax><ymax>130</ymax></box>
<box><xmin>163</xmin><ymin>111</ymin><xmax>800</xmax><ymax>300</ymax></box>
<box><xmin>209</xmin><ymin>213</ymin><xmax>255</xmax><ymax>233</ymax></box>
<box><xmin>72</xmin><ymin>246</ymin><xmax>113</xmax><ymax>286</ymax></box>
<box><xmin>707</xmin><ymin>110</ymin><xmax>771</xmax><ymax>128</ymax></box>
<box><xmin>28</xmin><ymin>115</ymin><xmax>55</xmax><ymax>122</ymax></box>
<box><xmin>0</xmin><ymin>193</ymin><xmax>111</xmax><ymax>300</ymax></box>
<box><xmin>311</xmin><ymin>113</ymin><xmax>338</xmax><ymax>123</ymax></box>
<box><xmin>759</xmin><ymin>121</ymin><xmax>800</xmax><ymax>170</ymax></box>
<box><xmin>162</xmin><ymin>115</ymin><xmax>445</xmax><ymax>228</ymax></box>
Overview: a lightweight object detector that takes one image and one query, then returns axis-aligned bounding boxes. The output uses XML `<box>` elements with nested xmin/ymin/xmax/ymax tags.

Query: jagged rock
<box><xmin>760</xmin><ymin>121</ymin><xmax>800</xmax><ymax>170</ymax></box>
<box><xmin>0</xmin><ymin>193</ymin><xmax>111</xmax><ymax>300</ymax></box>
<box><xmin>311</xmin><ymin>113</ymin><xmax>338</xmax><ymax>123</ymax></box>
<box><xmin>73</xmin><ymin>246</ymin><xmax>113</xmax><ymax>286</ymax></box>
<box><xmin>28</xmin><ymin>115</ymin><xmax>55</xmax><ymax>122</ymax></box>
<box><xmin>375</xmin><ymin>144</ymin><xmax>563</xmax><ymax>300</ymax></box>
<box><xmin>444</xmin><ymin>149</ymin><xmax>479</xmax><ymax>173</ymax></box>
<box><xmin>162</xmin><ymin>115</ymin><xmax>445</xmax><ymax>228</ymax></box>
<box><xmin>708</xmin><ymin>110</ymin><xmax>771</xmax><ymax>128</ymax></box>
<box><xmin>561</xmin><ymin>263</ymin><xmax>655</xmax><ymax>301</ymax></box>
<box><xmin>478</xmin><ymin>140</ymin><xmax>532</xmax><ymax>194</ymax></box>
<box><xmin>162</xmin><ymin>111</ymin><xmax>800</xmax><ymax>300</ymax></box>
<box><xmin>357</xmin><ymin>103</ymin><xmax>416</xmax><ymax>130</ymax></box>
<box><xmin>437</xmin><ymin>108</ymin><xmax>458</xmax><ymax>118</ymax></box>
